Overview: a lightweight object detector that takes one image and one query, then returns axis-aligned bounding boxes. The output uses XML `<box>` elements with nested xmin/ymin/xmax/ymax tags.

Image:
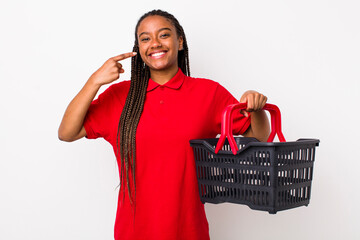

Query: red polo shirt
<box><xmin>84</xmin><ymin>68</ymin><xmax>250</xmax><ymax>240</ymax></box>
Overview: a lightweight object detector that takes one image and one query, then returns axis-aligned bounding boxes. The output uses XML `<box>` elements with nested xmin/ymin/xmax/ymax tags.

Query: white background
<box><xmin>1</xmin><ymin>0</ymin><xmax>359</xmax><ymax>239</ymax></box>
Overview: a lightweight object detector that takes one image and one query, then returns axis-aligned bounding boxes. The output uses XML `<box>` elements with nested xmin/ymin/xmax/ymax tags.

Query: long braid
<box><xmin>129</xmin><ymin>66</ymin><xmax>149</xmax><ymax>206</ymax></box>
<box><xmin>119</xmin><ymin>47</ymin><xmax>142</xmax><ymax>203</ymax></box>
<box><xmin>117</xmin><ymin>9</ymin><xmax>191</xmax><ymax>208</ymax></box>
<box><xmin>117</xmin><ymin>46</ymin><xmax>138</xmax><ymax>202</ymax></box>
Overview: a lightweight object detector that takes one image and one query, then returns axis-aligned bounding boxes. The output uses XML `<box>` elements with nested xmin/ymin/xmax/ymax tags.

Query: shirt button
<box><xmin>159</xmin><ymin>86</ymin><xmax>164</xmax><ymax>90</ymax></box>
<box><xmin>160</xmin><ymin>100</ymin><xmax>164</xmax><ymax>104</ymax></box>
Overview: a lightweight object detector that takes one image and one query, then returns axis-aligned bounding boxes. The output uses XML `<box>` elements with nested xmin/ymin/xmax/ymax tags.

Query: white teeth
<box><xmin>151</xmin><ymin>52</ymin><xmax>165</xmax><ymax>57</ymax></box>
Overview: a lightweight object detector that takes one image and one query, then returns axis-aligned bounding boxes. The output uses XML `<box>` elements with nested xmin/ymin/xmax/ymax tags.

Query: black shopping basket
<box><xmin>190</xmin><ymin>103</ymin><xmax>319</xmax><ymax>214</ymax></box>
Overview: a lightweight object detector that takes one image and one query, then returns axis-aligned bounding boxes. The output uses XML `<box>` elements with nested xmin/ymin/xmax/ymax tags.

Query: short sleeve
<box><xmin>83</xmin><ymin>84</ymin><xmax>125</xmax><ymax>140</ymax></box>
<box><xmin>213</xmin><ymin>83</ymin><xmax>251</xmax><ymax>135</ymax></box>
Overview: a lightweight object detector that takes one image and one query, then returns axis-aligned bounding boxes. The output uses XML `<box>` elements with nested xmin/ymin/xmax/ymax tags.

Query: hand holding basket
<box><xmin>190</xmin><ymin>103</ymin><xmax>320</xmax><ymax>214</ymax></box>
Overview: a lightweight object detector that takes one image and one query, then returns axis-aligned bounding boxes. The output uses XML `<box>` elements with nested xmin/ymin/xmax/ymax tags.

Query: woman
<box><xmin>58</xmin><ymin>9</ymin><xmax>270</xmax><ymax>240</ymax></box>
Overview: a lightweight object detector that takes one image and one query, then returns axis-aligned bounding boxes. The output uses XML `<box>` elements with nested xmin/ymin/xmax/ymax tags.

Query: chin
<box><xmin>148</xmin><ymin>62</ymin><xmax>172</xmax><ymax>71</ymax></box>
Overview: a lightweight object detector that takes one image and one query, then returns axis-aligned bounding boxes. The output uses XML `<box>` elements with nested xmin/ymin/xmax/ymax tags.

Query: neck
<box><xmin>150</xmin><ymin>66</ymin><xmax>179</xmax><ymax>85</ymax></box>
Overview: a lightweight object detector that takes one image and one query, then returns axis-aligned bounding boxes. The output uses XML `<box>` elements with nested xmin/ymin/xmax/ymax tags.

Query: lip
<box><xmin>148</xmin><ymin>50</ymin><xmax>167</xmax><ymax>59</ymax></box>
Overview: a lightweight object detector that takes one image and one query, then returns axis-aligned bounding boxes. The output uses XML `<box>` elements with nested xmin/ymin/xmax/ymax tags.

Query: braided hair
<box><xmin>117</xmin><ymin>9</ymin><xmax>190</xmax><ymax>205</ymax></box>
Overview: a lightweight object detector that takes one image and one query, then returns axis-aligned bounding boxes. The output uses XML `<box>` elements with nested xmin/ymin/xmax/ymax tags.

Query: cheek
<box><xmin>138</xmin><ymin>46</ymin><xmax>147</xmax><ymax>62</ymax></box>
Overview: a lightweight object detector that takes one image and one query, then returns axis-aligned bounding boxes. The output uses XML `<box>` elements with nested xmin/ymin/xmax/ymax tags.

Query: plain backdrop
<box><xmin>1</xmin><ymin>0</ymin><xmax>359</xmax><ymax>239</ymax></box>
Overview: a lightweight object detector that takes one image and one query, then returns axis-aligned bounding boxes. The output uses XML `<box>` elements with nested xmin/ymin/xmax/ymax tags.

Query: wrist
<box><xmin>87</xmin><ymin>75</ymin><xmax>103</xmax><ymax>89</ymax></box>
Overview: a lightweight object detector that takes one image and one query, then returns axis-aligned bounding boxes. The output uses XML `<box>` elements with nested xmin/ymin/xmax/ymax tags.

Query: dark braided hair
<box><xmin>117</xmin><ymin>9</ymin><xmax>190</xmax><ymax>205</ymax></box>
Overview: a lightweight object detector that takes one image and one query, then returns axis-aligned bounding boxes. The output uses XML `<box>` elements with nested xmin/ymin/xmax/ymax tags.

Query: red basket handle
<box><xmin>215</xmin><ymin>103</ymin><xmax>286</xmax><ymax>154</ymax></box>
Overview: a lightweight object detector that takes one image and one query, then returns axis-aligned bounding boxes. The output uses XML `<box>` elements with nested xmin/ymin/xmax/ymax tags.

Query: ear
<box><xmin>178</xmin><ymin>36</ymin><xmax>184</xmax><ymax>51</ymax></box>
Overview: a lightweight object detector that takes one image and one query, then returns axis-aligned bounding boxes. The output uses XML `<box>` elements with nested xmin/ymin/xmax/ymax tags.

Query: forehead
<box><xmin>137</xmin><ymin>15</ymin><xmax>175</xmax><ymax>35</ymax></box>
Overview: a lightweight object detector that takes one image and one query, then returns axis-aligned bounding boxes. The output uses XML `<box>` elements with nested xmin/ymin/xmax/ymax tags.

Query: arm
<box><xmin>58</xmin><ymin>52</ymin><xmax>136</xmax><ymax>142</ymax></box>
<box><xmin>240</xmin><ymin>90</ymin><xmax>270</xmax><ymax>142</ymax></box>
<box><xmin>58</xmin><ymin>79</ymin><xmax>101</xmax><ymax>142</ymax></box>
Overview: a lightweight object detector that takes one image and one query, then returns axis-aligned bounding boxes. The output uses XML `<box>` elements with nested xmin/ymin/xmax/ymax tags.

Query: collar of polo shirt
<box><xmin>146</xmin><ymin>68</ymin><xmax>185</xmax><ymax>92</ymax></box>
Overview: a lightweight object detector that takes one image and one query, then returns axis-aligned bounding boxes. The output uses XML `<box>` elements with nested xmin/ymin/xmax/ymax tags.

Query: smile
<box><xmin>149</xmin><ymin>51</ymin><xmax>167</xmax><ymax>59</ymax></box>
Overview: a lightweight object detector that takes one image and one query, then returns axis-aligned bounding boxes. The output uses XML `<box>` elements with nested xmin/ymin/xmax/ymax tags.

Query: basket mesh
<box><xmin>190</xmin><ymin>137</ymin><xmax>319</xmax><ymax>213</ymax></box>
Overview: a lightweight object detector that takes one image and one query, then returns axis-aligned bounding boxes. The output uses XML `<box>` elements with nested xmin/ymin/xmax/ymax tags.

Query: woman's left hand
<box><xmin>239</xmin><ymin>90</ymin><xmax>268</xmax><ymax>117</ymax></box>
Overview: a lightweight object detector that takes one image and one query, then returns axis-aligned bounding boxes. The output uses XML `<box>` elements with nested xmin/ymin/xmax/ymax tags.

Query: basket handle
<box><xmin>215</xmin><ymin>103</ymin><xmax>286</xmax><ymax>154</ymax></box>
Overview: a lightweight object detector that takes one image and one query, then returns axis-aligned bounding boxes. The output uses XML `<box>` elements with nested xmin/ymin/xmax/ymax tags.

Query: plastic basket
<box><xmin>189</xmin><ymin>103</ymin><xmax>319</xmax><ymax>214</ymax></box>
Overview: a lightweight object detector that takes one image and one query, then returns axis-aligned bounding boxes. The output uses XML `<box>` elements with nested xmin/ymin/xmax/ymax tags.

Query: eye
<box><xmin>141</xmin><ymin>37</ymin><xmax>150</xmax><ymax>42</ymax></box>
<box><xmin>160</xmin><ymin>33</ymin><xmax>170</xmax><ymax>38</ymax></box>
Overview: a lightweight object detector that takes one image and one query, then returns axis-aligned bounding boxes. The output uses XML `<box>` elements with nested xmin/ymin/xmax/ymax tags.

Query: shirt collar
<box><xmin>147</xmin><ymin>68</ymin><xmax>185</xmax><ymax>92</ymax></box>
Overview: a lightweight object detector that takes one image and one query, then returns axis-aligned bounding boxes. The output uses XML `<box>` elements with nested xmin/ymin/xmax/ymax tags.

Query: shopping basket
<box><xmin>189</xmin><ymin>103</ymin><xmax>319</xmax><ymax>214</ymax></box>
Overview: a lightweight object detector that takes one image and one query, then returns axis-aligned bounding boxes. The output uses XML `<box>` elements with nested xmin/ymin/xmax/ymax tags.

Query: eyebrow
<box><xmin>138</xmin><ymin>27</ymin><xmax>172</xmax><ymax>38</ymax></box>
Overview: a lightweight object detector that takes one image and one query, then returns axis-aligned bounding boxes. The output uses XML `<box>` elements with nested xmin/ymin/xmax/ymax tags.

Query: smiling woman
<box><xmin>58</xmin><ymin>9</ymin><xmax>270</xmax><ymax>240</ymax></box>
<box><xmin>137</xmin><ymin>15</ymin><xmax>184</xmax><ymax>82</ymax></box>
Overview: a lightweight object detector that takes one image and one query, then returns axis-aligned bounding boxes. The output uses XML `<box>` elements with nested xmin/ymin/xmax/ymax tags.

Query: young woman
<box><xmin>58</xmin><ymin>9</ymin><xmax>270</xmax><ymax>240</ymax></box>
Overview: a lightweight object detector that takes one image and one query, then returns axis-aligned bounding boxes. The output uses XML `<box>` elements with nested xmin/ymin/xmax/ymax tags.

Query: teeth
<box><xmin>151</xmin><ymin>52</ymin><xmax>165</xmax><ymax>57</ymax></box>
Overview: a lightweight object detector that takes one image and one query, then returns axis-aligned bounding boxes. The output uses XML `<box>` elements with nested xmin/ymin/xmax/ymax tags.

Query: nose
<box><xmin>150</xmin><ymin>37</ymin><xmax>162</xmax><ymax>48</ymax></box>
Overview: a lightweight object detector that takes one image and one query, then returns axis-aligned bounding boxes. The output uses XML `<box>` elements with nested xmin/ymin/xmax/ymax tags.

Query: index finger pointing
<box><xmin>112</xmin><ymin>52</ymin><xmax>137</xmax><ymax>62</ymax></box>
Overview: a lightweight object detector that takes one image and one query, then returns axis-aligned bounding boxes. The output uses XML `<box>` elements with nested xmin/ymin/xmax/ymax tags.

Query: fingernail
<box><xmin>133</xmin><ymin>52</ymin><xmax>137</xmax><ymax>55</ymax></box>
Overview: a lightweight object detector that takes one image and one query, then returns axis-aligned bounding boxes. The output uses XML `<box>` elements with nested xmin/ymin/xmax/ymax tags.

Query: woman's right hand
<box><xmin>89</xmin><ymin>52</ymin><xmax>137</xmax><ymax>87</ymax></box>
<box><xmin>58</xmin><ymin>51</ymin><xmax>137</xmax><ymax>142</ymax></box>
